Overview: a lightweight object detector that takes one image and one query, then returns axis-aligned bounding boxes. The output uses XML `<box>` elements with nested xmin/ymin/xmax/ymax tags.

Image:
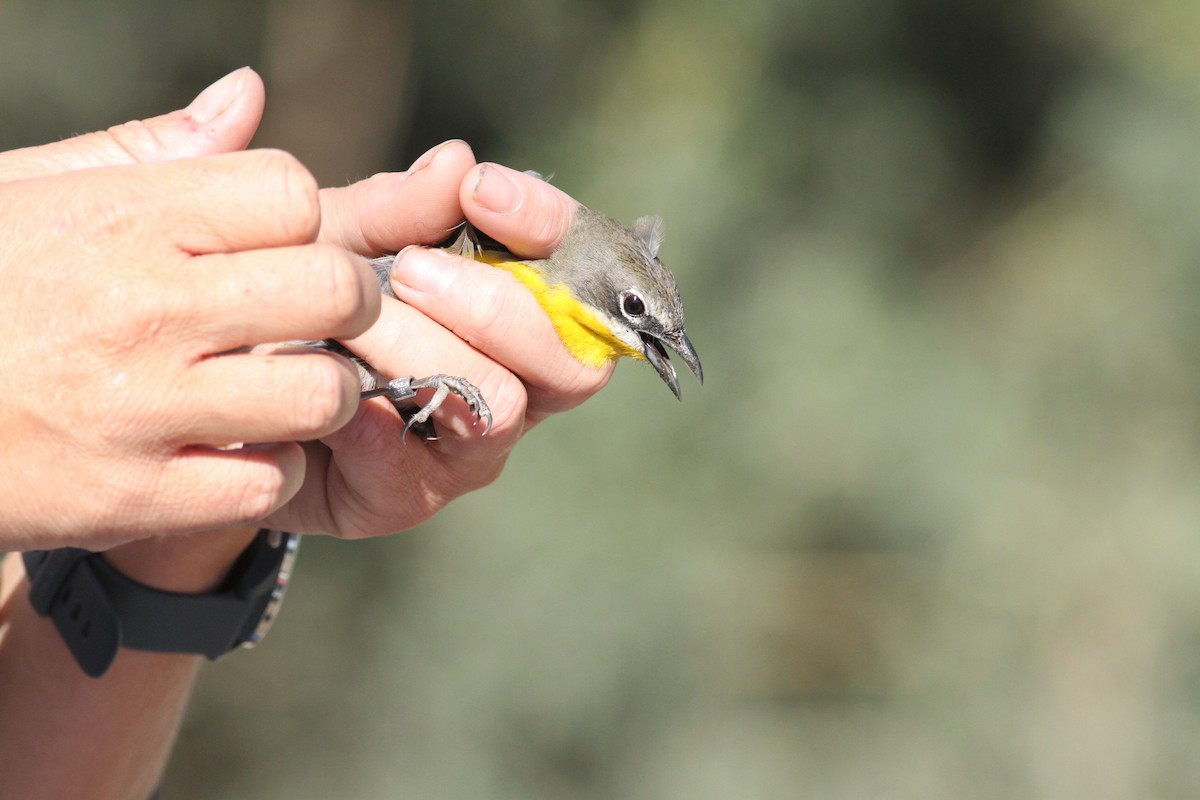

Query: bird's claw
<box><xmin>362</xmin><ymin>374</ymin><xmax>492</xmax><ymax>443</ymax></box>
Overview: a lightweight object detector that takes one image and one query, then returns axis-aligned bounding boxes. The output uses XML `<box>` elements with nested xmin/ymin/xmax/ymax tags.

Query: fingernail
<box><xmin>390</xmin><ymin>246</ymin><xmax>455</xmax><ymax>293</ymax></box>
<box><xmin>407</xmin><ymin>138</ymin><xmax>467</xmax><ymax>175</ymax></box>
<box><xmin>187</xmin><ymin>67</ymin><xmax>248</xmax><ymax>124</ymax></box>
<box><xmin>472</xmin><ymin>164</ymin><xmax>524</xmax><ymax>215</ymax></box>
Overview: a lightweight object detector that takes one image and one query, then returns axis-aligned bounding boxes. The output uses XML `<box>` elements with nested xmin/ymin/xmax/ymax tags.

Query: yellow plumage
<box><xmin>476</xmin><ymin>251</ymin><xmax>643</xmax><ymax>369</ymax></box>
<box><xmin>356</xmin><ymin>206</ymin><xmax>698</xmax><ymax>439</ymax></box>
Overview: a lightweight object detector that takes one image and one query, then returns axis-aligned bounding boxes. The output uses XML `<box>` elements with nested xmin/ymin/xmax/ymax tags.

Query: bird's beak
<box><xmin>640</xmin><ymin>330</ymin><xmax>703</xmax><ymax>400</ymax></box>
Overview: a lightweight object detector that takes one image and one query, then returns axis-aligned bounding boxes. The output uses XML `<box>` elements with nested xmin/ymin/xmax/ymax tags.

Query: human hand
<box><xmin>0</xmin><ymin>65</ymin><xmax>608</xmax><ymax>547</ymax></box>
<box><xmin>0</xmin><ymin>72</ymin><xmax>380</xmax><ymax>551</ymax></box>
<box><xmin>0</xmin><ymin>67</ymin><xmax>266</xmax><ymax>182</ymax></box>
<box><xmin>264</xmin><ymin>158</ymin><xmax>612</xmax><ymax>537</ymax></box>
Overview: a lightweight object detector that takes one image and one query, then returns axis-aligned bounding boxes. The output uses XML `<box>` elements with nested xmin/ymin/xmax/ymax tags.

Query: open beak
<box><xmin>640</xmin><ymin>330</ymin><xmax>703</xmax><ymax>400</ymax></box>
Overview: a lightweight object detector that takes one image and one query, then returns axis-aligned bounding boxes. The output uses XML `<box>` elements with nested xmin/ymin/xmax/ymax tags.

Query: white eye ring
<box><xmin>621</xmin><ymin>290</ymin><xmax>646</xmax><ymax>318</ymax></box>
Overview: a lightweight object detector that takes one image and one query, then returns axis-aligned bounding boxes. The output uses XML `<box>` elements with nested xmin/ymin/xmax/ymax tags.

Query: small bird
<box><xmin>341</xmin><ymin>200</ymin><xmax>702</xmax><ymax>440</ymax></box>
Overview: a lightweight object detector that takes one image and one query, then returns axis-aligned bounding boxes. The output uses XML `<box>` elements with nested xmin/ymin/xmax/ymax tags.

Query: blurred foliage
<box><xmin>6</xmin><ymin>0</ymin><xmax>1200</xmax><ymax>797</ymax></box>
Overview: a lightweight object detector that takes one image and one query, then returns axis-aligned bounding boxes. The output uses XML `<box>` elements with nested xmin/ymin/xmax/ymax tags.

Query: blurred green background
<box><xmin>6</xmin><ymin>0</ymin><xmax>1200</xmax><ymax>797</ymax></box>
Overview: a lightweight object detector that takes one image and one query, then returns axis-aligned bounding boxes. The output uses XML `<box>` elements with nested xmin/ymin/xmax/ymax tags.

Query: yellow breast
<box><xmin>478</xmin><ymin>252</ymin><xmax>642</xmax><ymax>369</ymax></box>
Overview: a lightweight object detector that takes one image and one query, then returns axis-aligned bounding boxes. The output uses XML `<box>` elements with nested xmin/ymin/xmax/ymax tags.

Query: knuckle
<box><xmin>479</xmin><ymin>365</ymin><xmax>527</xmax><ymax>430</ymax></box>
<box><xmin>319</xmin><ymin>246</ymin><xmax>373</xmax><ymax>327</ymax></box>
<box><xmin>554</xmin><ymin>358</ymin><xmax>613</xmax><ymax>404</ymax></box>
<box><xmin>235</xmin><ymin>467</ymin><xmax>290</xmax><ymax>521</ymax></box>
<box><xmin>461</xmin><ymin>274</ymin><xmax>522</xmax><ymax>345</ymax></box>
<box><xmin>57</xmin><ymin>171</ymin><xmax>142</xmax><ymax>246</ymax></box>
<box><xmin>90</xmin><ymin>397</ymin><xmax>154</xmax><ymax>449</ymax></box>
<box><xmin>528</xmin><ymin>189</ymin><xmax>576</xmax><ymax>253</ymax></box>
<box><xmin>257</xmin><ymin>149</ymin><xmax>321</xmax><ymax>242</ymax></box>
<box><xmin>295</xmin><ymin>245</ymin><xmax>373</xmax><ymax>334</ymax></box>
<box><xmin>93</xmin><ymin>284</ymin><xmax>180</xmax><ymax>359</ymax></box>
<box><xmin>104</xmin><ymin>118</ymin><xmax>171</xmax><ymax>163</ymax></box>
<box><xmin>532</xmin><ymin>196</ymin><xmax>573</xmax><ymax>253</ymax></box>
<box><xmin>287</xmin><ymin>355</ymin><xmax>354</xmax><ymax>436</ymax></box>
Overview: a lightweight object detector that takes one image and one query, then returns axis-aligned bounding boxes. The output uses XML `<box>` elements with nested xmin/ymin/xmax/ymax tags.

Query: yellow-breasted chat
<box><xmin>446</xmin><ymin>205</ymin><xmax>702</xmax><ymax>398</ymax></box>
<box><xmin>352</xmin><ymin>199</ymin><xmax>702</xmax><ymax>438</ymax></box>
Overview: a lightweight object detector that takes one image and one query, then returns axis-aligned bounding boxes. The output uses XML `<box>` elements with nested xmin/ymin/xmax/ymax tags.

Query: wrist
<box><xmin>21</xmin><ymin>527</ymin><xmax>299</xmax><ymax>678</ymax></box>
<box><xmin>101</xmin><ymin>525</ymin><xmax>260</xmax><ymax>594</ymax></box>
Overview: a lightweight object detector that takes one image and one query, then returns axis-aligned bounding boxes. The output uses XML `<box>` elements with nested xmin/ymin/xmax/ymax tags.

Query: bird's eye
<box><xmin>621</xmin><ymin>291</ymin><xmax>646</xmax><ymax>318</ymax></box>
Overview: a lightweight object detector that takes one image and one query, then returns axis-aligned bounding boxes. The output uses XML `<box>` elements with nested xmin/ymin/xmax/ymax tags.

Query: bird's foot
<box><xmin>361</xmin><ymin>374</ymin><xmax>492</xmax><ymax>442</ymax></box>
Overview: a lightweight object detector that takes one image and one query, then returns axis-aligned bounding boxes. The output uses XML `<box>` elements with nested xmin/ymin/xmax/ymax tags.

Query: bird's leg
<box><xmin>361</xmin><ymin>374</ymin><xmax>493</xmax><ymax>442</ymax></box>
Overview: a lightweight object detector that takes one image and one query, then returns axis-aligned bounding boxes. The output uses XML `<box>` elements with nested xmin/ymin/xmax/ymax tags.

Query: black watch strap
<box><xmin>22</xmin><ymin>529</ymin><xmax>298</xmax><ymax>678</ymax></box>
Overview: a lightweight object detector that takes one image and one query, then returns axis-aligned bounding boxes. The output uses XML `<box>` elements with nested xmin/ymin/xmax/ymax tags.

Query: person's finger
<box><xmin>311</xmin><ymin>295</ymin><xmax>528</xmax><ymax>534</ymax></box>
<box><xmin>189</xmin><ymin>242</ymin><xmax>380</xmax><ymax>348</ymax></box>
<box><xmin>345</xmin><ymin>288</ymin><xmax>528</xmax><ymax>446</ymax></box>
<box><xmin>22</xmin><ymin>150</ymin><xmax>371</xmax><ymax>348</ymax></box>
<box><xmin>459</xmin><ymin>162</ymin><xmax>580</xmax><ymax>258</ymax></box>
<box><xmin>317</xmin><ymin>139</ymin><xmax>477</xmax><ymax>256</ymax></box>
<box><xmin>384</xmin><ymin>246</ymin><xmax>613</xmax><ymax>419</ymax></box>
<box><xmin>151</xmin><ymin>442</ymin><xmax>307</xmax><ymax>532</ymax></box>
<box><xmin>178</xmin><ymin>349</ymin><xmax>362</xmax><ymax>446</ymax></box>
<box><xmin>80</xmin><ymin>148</ymin><xmax>323</xmax><ymax>254</ymax></box>
<box><xmin>0</xmin><ymin>67</ymin><xmax>265</xmax><ymax>183</ymax></box>
<box><xmin>46</xmin><ymin>441</ymin><xmax>307</xmax><ymax>548</ymax></box>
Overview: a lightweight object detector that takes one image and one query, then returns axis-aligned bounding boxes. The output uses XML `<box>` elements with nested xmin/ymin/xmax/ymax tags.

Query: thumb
<box><xmin>0</xmin><ymin>67</ymin><xmax>266</xmax><ymax>183</ymax></box>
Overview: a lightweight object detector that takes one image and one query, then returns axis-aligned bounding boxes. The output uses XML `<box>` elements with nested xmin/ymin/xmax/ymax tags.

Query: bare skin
<box><xmin>0</xmin><ymin>68</ymin><xmax>612</xmax><ymax>800</ymax></box>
